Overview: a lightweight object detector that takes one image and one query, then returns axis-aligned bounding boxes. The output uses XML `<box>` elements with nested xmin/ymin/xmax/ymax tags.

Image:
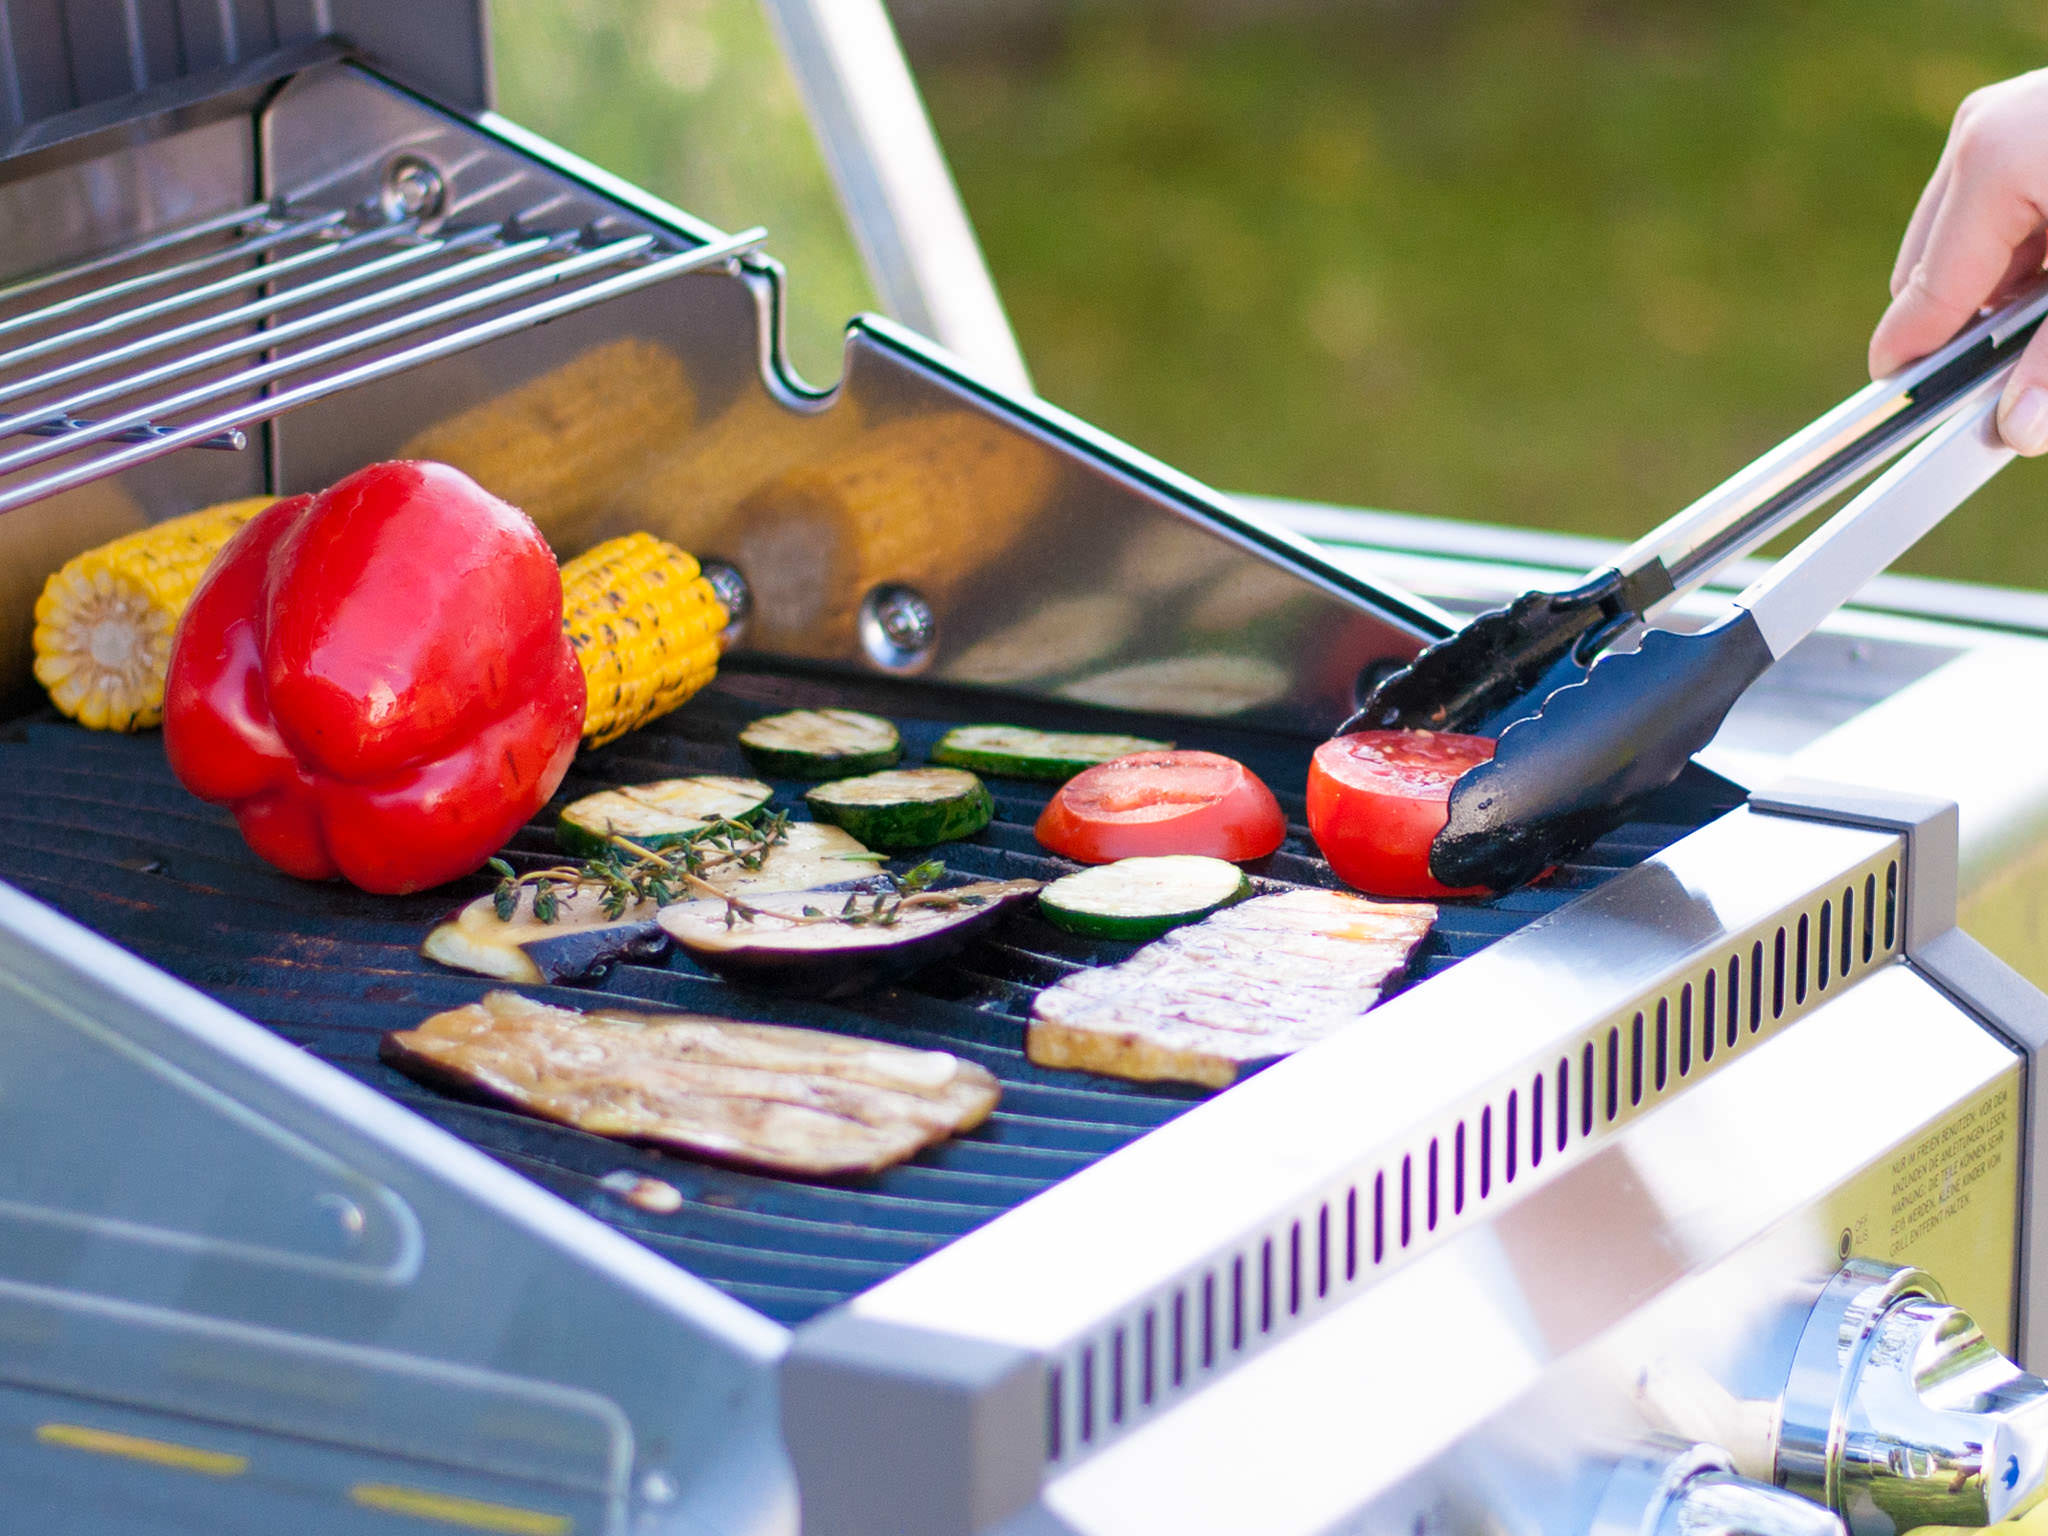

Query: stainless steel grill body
<box><xmin>0</xmin><ymin>28</ymin><xmax>2044</xmax><ymax>1536</ymax></box>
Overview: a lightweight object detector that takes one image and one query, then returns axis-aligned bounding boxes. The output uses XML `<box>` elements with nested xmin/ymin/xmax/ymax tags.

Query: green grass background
<box><xmin>494</xmin><ymin>0</ymin><xmax>2048</xmax><ymax>589</ymax></box>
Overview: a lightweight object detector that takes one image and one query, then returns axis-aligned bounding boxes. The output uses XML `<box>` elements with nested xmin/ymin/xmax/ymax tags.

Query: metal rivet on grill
<box><xmin>857</xmin><ymin>583</ymin><xmax>937</xmax><ymax>673</ymax></box>
<box><xmin>316</xmin><ymin>1192</ymin><xmax>366</xmax><ymax>1243</ymax></box>
<box><xmin>699</xmin><ymin>559</ymin><xmax>752</xmax><ymax>651</ymax></box>
<box><xmin>380</xmin><ymin>156</ymin><xmax>447</xmax><ymax>223</ymax></box>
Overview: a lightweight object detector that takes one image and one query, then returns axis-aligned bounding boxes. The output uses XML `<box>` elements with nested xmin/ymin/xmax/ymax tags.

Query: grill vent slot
<box><xmin>1041</xmin><ymin>849</ymin><xmax>1904</xmax><ymax>1467</ymax></box>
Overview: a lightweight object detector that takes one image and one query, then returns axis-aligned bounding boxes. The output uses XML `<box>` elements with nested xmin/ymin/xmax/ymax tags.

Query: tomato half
<box><xmin>1306</xmin><ymin>730</ymin><xmax>1497</xmax><ymax>899</ymax></box>
<box><xmin>1035</xmin><ymin>750</ymin><xmax>1287</xmax><ymax>864</ymax></box>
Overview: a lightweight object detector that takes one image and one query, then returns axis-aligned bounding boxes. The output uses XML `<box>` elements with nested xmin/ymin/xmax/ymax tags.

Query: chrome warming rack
<box><xmin>0</xmin><ymin>191</ymin><xmax>763</xmax><ymax>515</ymax></box>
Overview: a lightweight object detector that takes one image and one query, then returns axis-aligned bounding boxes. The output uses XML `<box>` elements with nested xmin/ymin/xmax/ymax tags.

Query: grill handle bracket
<box><xmin>783</xmin><ymin>1312</ymin><xmax>1046</xmax><ymax>1536</ymax></box>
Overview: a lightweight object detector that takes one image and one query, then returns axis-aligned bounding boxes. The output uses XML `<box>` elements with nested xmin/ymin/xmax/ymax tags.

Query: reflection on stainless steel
<box><xmin>249</xmin><ymin>63</ymin><xmax>1449</xmax><ymax>731</ymax></box>
<box><xmin>1589</xmin><ymin>1441</ymin><xmax>1845</xmax><ymax>1536</ymax></box>
<box><xmin>699</xmin><ymin>558</ymin><xmax>754</xmax><ymax>651</ymax></box>
<box><xmin>856</xmin><ymin>582</ymin><xmax>938</xmax><ymax>673</ymax></box>
<box><xmin>947</xmin><ymin>593</ymin><xmax>1140</xmax><ymax>685</ymax></box>
<box><xmin>1057</xmin><ymin>653</ymin><xmax>1293</xmax><ymax>717</ymax></box>
<box><xmin>399</xmin><ymin>335</ymin><xmax>701</xmax><ymax>553</ymax></box>
<box><xmin>1778</xmin><ymin>1259</ymin><xmax>2048</xmax><ymax>1534</ymax></box>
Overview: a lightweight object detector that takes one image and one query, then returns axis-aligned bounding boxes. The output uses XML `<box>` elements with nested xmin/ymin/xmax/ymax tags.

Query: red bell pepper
<box><xmin>164</xmin><ymin>461</ymin><xmax>586</xmax><ymax>894</ymax></box>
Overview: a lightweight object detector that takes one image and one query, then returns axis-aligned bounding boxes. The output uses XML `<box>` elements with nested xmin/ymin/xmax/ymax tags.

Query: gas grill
<box><xmin>7</xmin><ymin>8</ymin><xmax>2048</xmax><ymax>1536</ymax></box>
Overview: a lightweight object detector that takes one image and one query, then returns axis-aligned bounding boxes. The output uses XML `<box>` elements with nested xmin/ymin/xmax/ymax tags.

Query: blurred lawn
<box><xmin>498</xmin><ymin>1</ymin><xmax>2048</xmax><ymax>590</ymax></box>
<box><xmin>492</xmin><ymin>0</ymin><xmax>878</xmax><ymax>388</ymax></box>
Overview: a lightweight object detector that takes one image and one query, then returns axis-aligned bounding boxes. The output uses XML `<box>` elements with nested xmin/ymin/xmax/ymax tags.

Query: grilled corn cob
<box><xmin>32</xmin><ymin>496</ymin><xmax>271</xmax><ymax>731</ymax></box>
<box><xmin>560</xmin><ymin>533</ymin><xmax>727</xmax><ymax>748</ymax></box>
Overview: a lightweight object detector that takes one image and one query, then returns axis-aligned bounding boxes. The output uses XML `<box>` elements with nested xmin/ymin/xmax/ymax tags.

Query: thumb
<box><xmin>1998</xmin><ymin>322</ymin><xmax>2048</xmax><ymax>454</ymax></box>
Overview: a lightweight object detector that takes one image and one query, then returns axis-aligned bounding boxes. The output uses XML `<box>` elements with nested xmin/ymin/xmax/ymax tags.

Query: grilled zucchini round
<box><xmin>930</xmin><ymin>724</ymin><xmax>1173</xmax><ymax>781</ymax></box>
<box><xmin>805</xmin><ymin>767</ymin><xmax>993</xmax><ymax>850</ymax></box>
<box><xmin>739</xmin><ymin>708</ymin><xmax>902</xmax><ymax>778</ymax></box>
<box><xmin>1038</xmin><ymin>855</ymin><xmax>1252</xmax><ymax>940</ymax></box>
<box><xmin>556</xmin><ymin>775</ymin><xmax>772</xmax><ymax>858</ymax></box>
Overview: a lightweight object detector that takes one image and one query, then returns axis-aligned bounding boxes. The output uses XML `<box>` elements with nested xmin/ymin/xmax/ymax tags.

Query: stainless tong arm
<box><xmin>1736</xmin><ymin>370</ymin><xmax>2013</xmax><ymax>659</ymax></box>
<box><xmin>1614</xmin><ymin>279</ymin><xmax>2048</xmax><ymax>619</ymax></box>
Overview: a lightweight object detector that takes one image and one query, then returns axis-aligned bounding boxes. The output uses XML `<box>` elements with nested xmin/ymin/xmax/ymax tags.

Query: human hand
<box><xmin>1870</xmin><ymin>67</ymin><xmax>2048</xmax><ymax>453</ymax></box>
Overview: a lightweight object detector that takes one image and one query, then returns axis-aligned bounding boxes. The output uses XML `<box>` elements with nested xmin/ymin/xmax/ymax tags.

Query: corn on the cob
<box><xmin>32</xmin><ymin>496</ymin><xmax>272</xmax><ymax>731</ymax></box>
<box><xmin>561</xmin><ymin>533</ymin><xmax>727</xmax><ymax>748</ymax></box>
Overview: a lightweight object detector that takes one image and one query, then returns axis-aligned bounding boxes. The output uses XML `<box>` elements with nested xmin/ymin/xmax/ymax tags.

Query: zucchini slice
<box><xmin>930</xmin><ymin>724</ymin><xmax>1174</xmax><ymax>781</ymax></box>
<box><xmin>1038</xmin><ymin>855</ymin><xmax>1252</xmax><ymax>940</ymax></box>
<box><xmin>739</xmin><ymin>708</ymin><xmax>902</xmax><ymax>778</ymax></box>
<box><xmin>806</xmin><ymin>767</ymin><xmax>993</xmax><ymax>851</ymax></box>
<box><xmin>556</xmin><ymin>775</ymin><xmax>772</xmax><ymax>858</ymax></box>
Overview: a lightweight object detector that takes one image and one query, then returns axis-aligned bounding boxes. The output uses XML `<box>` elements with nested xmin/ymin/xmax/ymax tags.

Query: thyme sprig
<box><xmin>488</xmin><ymin>810</ymin><xmax>792</xmax><ymax>924</ymax></box>
<box><xmin>731</xmin><ymin>859</ymin><xmax>992</xmax><ymax>931</ymax></box>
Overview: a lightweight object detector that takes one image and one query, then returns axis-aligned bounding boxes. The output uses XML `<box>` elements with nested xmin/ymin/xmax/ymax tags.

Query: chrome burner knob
<box><xmin>1592</xmin><ymin>1440</ymin><xmax>1845</xmax><ymax>1536</ymax></box>
<box><xmin>1778</xmin><ymin>1258</ymin><xmax>2048</xmax><ymax>1533</ymax></box>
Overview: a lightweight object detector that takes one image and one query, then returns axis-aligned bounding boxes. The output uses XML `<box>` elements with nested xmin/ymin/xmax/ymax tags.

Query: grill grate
<box><xmin>0</xmin><ymin>661</ymin><xmax>1740</xmax><ymax>1326</ymax></box>
<box><xmin>0</xmin><ymin>199</ymin><xmax>762</xmax><ymax>515</ymax></box>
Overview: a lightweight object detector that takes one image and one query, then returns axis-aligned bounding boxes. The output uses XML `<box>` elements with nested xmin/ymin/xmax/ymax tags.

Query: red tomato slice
<box><xmin>1307</xmin><ymin>730</ymin><xmax>1497</xmax><ymax>899</ymax></box>
<box><xmin>1035</xmin><ymin>750</ymin><xmax>1287</xmax><ymax>864</ymax></box>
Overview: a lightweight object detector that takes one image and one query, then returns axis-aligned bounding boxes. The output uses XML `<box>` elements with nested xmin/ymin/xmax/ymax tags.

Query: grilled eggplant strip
<box><xmin>1027</xmin><ymin>889</ymin><xmax>1436</xmax><ymax>1089</ymax></box>
<box><xmin>422</xmin><ymin>885</ymin><xmax>665</xmax><ymax>985</ymax></box>
<box><xmin>422</xmin><ymin>821</ymin><xmax>877</xmax><ymax>984</ymax></box>
<box><xmin>381</xmin><ymin>990</ymin><xmax>999</xmax><ymax>1177</ymax></box>
<box><xmin>659</xmin><ymin>878</ymin><xmax>1041</xmax><ymax>998</ymax></box>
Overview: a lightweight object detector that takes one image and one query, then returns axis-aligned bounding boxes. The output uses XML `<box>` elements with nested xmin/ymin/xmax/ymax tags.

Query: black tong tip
<box><xmin>1427</xmin><ymin>614</ymin><xmax>1774</xmax><ymax>890</ymax></box>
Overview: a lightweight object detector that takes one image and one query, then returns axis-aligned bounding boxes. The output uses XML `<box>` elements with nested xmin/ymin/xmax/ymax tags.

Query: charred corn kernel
<box><xmin>561</xmin><ymin>533</ymin><xmax>726</xmax><ymax>748</ymax></box>
<box><xmin>32</xmin><ymin>496</ymin><xmax>272</xmax><ymax>732</ymax></box>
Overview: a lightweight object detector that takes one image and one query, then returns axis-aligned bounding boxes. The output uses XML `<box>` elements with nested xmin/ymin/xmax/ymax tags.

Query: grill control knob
<box><xmin>1777</xmin><ymin>1258</ymin><xmax>2048</xmax><ymax>1533</ymax></box>
<box><xmin>1591</xmin><ymin>1440</ymin><xmax>1845</xmax><ymax>1536</ymax></box>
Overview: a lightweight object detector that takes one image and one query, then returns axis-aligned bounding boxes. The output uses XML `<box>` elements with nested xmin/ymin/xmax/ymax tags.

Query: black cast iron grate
<box><xmin>0</xmin><ymin>660</ymin><xmax>1741</xmax><ymax>1327</ymax></box>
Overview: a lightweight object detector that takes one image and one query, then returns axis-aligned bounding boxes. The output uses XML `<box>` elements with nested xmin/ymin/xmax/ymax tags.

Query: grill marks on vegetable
<box><xmin>806</xmin><ymin>767</ymin><xmax>994</xmax><ymax>850</ymax></box>
<box><xmin>659</xmin><ymin>879</ymin><xmax>1041</xmax><ymax>998</ymax></box>
<box><xmin>1028</xmin><ymin>890</ymin><xmax>1437</xmax><ymax>1088</ymax></box>
<box><xmin>382</xmin><ymin>990</ymin><xmax>1001</xmax><ymax>1177</ymax></box>
<box><xmin>555</xmin><ymin>775</ymin><xmax>772</xmax><ymax>857</ymax></box>
<box><xmin>739</xmin><ymin>708</ymin><xmax>902</xmax><ymax>777</ymax></box>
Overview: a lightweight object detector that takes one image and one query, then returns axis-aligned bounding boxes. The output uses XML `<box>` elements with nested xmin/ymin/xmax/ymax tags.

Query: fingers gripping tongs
<box><xmin>1346</xmin><ymin>282</ymin><xmax>2048</xmax><ymax>892</ymax></box>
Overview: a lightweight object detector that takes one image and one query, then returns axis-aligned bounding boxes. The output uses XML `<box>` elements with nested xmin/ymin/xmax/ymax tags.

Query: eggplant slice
<box><xmin>381</xmin><ymin>990</ymin><xmax>1000</xmax><ymax>1177</ymax></box>
<box><xmin>423</xmin><ymin>821</ymin><xmax>877</xmax><ymax>984</ymax></box>
<box><xmin>660</xmin><ymin>879</ymin><xmax>1041</xmax><ymax>998</ymax></box>
<box><xmin>1027</xmin><ymin>889</ymin><xmax>1437</xmax><ymax>1089</ymax></box>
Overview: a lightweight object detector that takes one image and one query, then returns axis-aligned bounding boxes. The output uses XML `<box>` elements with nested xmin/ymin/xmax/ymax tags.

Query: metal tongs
<box><xmin>1344</xmin><ymin>281</ymin><xmax>2048</xmax><ymax>891</ymax></box>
